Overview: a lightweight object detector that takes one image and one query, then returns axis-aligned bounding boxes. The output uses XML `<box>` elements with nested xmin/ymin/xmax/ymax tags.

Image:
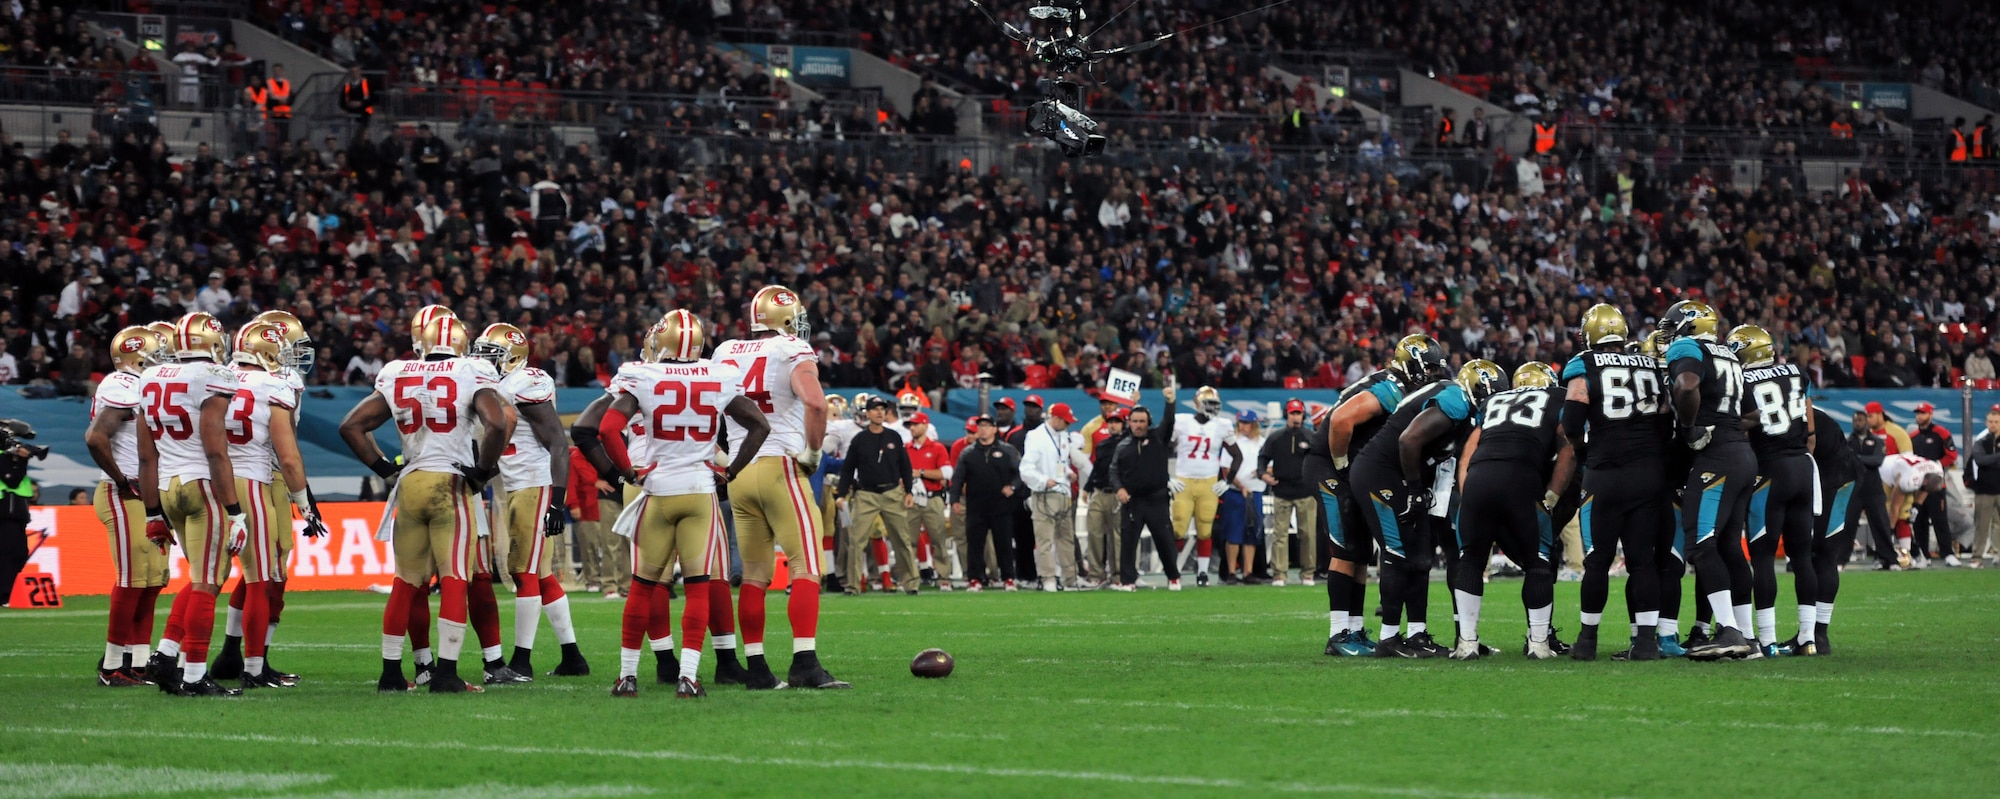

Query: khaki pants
<box><xmin>1974</xmin><ymin>494</ymin><xmax>2000</xmax><ymax>559</ymax></box>
<box><xmin>580</xmin><ymin>496</ymin><xmax>630</xmax><ymax>593</ymax></box>
<box><xmin>163</xmin><ymin>477</ymin><xmax>231</xmax><ymax>586</ymax></box>
<box><xmin>1171</xmin><ymin>476</ymin><xmax>1220</xmax><ymax>540</ymax></box>
<box><xmin>1270</xmin><ymin>496</ymin><xmax>1318</xmax><ymax>578</ymax></box>
<box><xmin>389</xmin><ymin>470</ymin><xmax>475</xmax><ymax>586</ymax></box>
<box><xmin>824</xmin><ymin>475</ymin><xmax>847</xmax><ymax>584</ymax></box>
<box><xmin>909</xmin><ymin>493</ymin><xmax>954</xmax><ymax>580</ymax></box>
<box><xmin>632</xmin><ymin>492</ymin><xmax>725</xmax><ymax>582</ymax></box>
<box><xmin>1084</xmin><ymin>489</ymin><xmax>1121</xmax><ymax>581</ymax></box>
<box><xmin>233</xmin><ymin>477</ymin><xmax>287</xmax><ymax>582</ymax></box>
<box><xmin>730</xmin><ymin>456</ymin><xmax>824</xmax><ymax>583</ymax></box>
<box><xmin>846</xmin><ymin>488</ymin><xmax>917</xmax><ymax>591</ymax></box>
<box><xmin>1030</xmin><ymin>491</ymin><xmax>1079</xmax><ymax>583</ymax></box>
<box><xmin>96</xmin><ymin>481</ymin><xmax>169</xmax><ymax>589</ymax></box>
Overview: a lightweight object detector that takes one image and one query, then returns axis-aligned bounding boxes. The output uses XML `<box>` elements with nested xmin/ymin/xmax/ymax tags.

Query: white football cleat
<box><xmin>1167</xmin><ymin>580</ymin><xmax>1182</xmax><ymax>592</ymax></box>
<box><xmin>1525</xmin><ymin>636</ymin><xmax>1558</xmax><ymax>660</ymax></box>
<box><xmin>1448</xmin><ymin>638</ymin><xmax>1484</xmax><ymax>661</ymax></box>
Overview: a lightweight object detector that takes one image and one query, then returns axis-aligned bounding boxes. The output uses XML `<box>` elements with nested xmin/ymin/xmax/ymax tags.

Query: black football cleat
<box><xmin>507</xmin><ymin>647</ymin><xmax>535</xmax><ymax>678</ymax></box>
<box><xmin>209</xmin><ymin>637</ymin><xmax>244</xmax><ymax>680</ymax></box>
<box><xmin>241</xmin><ymin>670</ymin><xmax>291</xmax><ymax>690</ymax></box>
<box><xmin>1324</xmin><ymin>630</ymin><xmax>1350</xmax><ymax>657</ymax></box>
<box><xmin>1685</xmin><ymin>626</ymin><xmax>1756</xmax><ymax>661</ymax></box>
<box><xmin>548</xmin><ymin>643</ymin><xmax>591</xmax><ymax>676</ymax></box>
<box><xmin>1682</xmin><ymin>627</ymin><xmax>1712</xmax><ymax>650</ymax></box>
<box><xmin>120</xmin><ymin>666</ymin><xmax>155</xmax><ymax>686</ymax></box>
<box><xmin>1195</xmin><ymin>572</ymin><xmax>1210</xmax><ymax>587</ymax></box>
<box><xmin>1546</xmin><ymin>627</ymin><xmax>1571</xmax><ymax>656</ymax></box>
<box><xmin>1776</xmin><ymin>636</ymin><xmax>1819</xmax><ymax>657</ymax></box>
<box><xmin>261</xmin><ymin>663</ymin><xmax>300</xmax><ymax>686</ymax></box>
<box><xmin>1371</xmin><ymin>634</ymin><xmax>1406</xmax><ymax>658</ymax></box>
<box><xmin>1571</xmin><ymin>626</ymin><xmax>1599</xmax><ymax>661</ymax></box>
<box><xmin>743</xmin><ymin>656</ymin><xmax>785</xmax><ymax>690</ymax></box>
<box><xmin>175</xmin><ymin>676</ymin><xmax>242</xmax><ymax>697</ymax></box>
<box><xmin>1814</xmin><ymin>624</ymin><xmax>1831</xmax><ymax>655</ymax></box>
<box><xmin>712</xmin><ymin>650</ymin><xmax>748</xmax><ymax>685</ymax></box>
<box><xmin>147</xmin><ymin>652</ymin><xmax>181</xmax><ymax>694</ymax></box>
<box><xmin>483</xmin><ymin>661</ymin><xmax>532</xmax><ymax>685</ymax></box>
<box><xmin>611</xmin><ymin>675</ymin><xmax>639</xmax><ymax>698</ymax></box>
<box><xmin>1400</xmin><ymin>632</ymin><xmax>1448</xmax><ymax>658</ymax></box>
<box><xmin>429</xmin><ymin>666</ymin><xmax>482</xmax><ymax>694</ymax></box>
<box><xmin>675</xmin><ymin>676</ymin><xmax>707</xmax><ymax>698</ymax></box>
<box><xmin>656</xmin><ymin>653</ymin><xmax>677</xmax><ymax>685</ymax></box>
<box><xmin>787</xmin><ymin>652</ymin><xmax>851</xmax><ymax>689</ymax></box>
<box><xmin>97</xmin><ymin>667</ymin><xmax>147</xmax><ymax>687</ymax></box>
<box><xmin>413</xmin><ymin>660</ymin><xmax>434</xmax><ymax>687</ymax></box>
<box><xmin>377</xmin><ymin>662</ymin><xmax>414</xmax><ymax>693</ymax></box>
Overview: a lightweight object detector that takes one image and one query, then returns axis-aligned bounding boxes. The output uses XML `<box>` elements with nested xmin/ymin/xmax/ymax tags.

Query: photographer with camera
<box><xmin>0</xmin><ymin>419</ymin><xmax>49</xmax><ymax>606</ymax></box>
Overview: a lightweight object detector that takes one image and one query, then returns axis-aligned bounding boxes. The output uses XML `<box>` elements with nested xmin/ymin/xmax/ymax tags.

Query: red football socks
<box><xmin>740</xmin><ymin>584</ymin><xmax>767</xmax><ymax>646</ymax></box>
<box><xmin>243</xmin><ymin>580</ymin><xmax>271</xmax><ymax>658</ymax></box>
<box><xmin>788</xmin><ymin>580</ymin><xmax>820</xmax><ymax>641</ymax></box>
<box><xmin>681</xmin><ymin>580</ymin><xmax>711</xmax><ymax>653</ymax></box>
<box><xmin>707</xmin><ymin>580</ymin><xmax>735</xmax><ymax>635</ymax></box>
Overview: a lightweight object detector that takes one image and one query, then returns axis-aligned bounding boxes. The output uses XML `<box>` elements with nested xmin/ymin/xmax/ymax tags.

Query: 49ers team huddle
<box><xmin>86</xmin><ymin>285</ymin><xmax>847</xmax><ymax>698</ymax></box>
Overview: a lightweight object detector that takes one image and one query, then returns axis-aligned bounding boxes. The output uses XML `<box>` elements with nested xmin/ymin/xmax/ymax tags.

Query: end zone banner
<box><xmin>22</xmin><ymin>502</ymin><xmax>394</xmax><ymax>597</ymax></box>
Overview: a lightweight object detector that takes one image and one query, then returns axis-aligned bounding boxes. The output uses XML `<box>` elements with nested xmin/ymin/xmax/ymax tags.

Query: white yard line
<box><xmin>0</xmin><ymin>762</ymin><xmax>332</xmax><ymax>798</ymax></box>
<box><xmin>0</xmin><ymin>725</ymin><xmax>1554</xmax><ymax>799</ymax></box>
<box><xmin>246</xmin><ymin>783</ymin><xmax>654</xmax><ymax>799</ymax></box>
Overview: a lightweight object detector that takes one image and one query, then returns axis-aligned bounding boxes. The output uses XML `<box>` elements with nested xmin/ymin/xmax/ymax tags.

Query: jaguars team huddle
<box><xmin>1314</xmin><ymin>301</ymin><xmax>1852</xmax><ymax>662</ymax></box>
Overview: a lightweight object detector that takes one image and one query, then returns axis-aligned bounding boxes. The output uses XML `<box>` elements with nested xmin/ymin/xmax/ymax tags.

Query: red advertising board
<box><xmin>17</xmin><ymin>502</ymin><xmax>396</xmax><ymax>597</ymax></box>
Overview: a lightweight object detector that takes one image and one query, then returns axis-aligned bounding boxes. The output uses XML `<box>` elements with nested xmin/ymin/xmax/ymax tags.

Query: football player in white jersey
<box><xmin>712</xmin><ymin>285</ymin><xmax>848</xmax><ymax>689</ymax></box>
<box><xmin>214</xmin><ymin>321</ymin><xmax>326</xmax><ymax>688</ymax></box>
<box><xmin>340</xmin><ymin>312</ymin><xmax>509</xmax><ymax>693</ymax></box>
<box><xmin>138</xmin><ymin>312</ymin><xmax>252</xmax><ymax>696</ymax></box>
<box><xmin>818</xmin><ymin>394</ymin><xmax>861</xmax><ymax>593</ymax></box>
<box><xmin>84</xmin><ymin>326</ymin><xmax>171</xmax><ymax>687</ymax></box>
<box><xmin>213</xmin><ymin>309</ymin><xmax>317</xmax><ymax>686</ymax></box>
<box><xmin>577</xmin><ymin>310</ymin><xmax>772</xmax><ymax>698</ymax></box>
<box><xmin>1170</xmin><ymin>386</ymin><xmax>1244</xmax><ymax>586</ymax></box>
<box><xmin>473</xmin><ymin>322</ymin><xmax>590</xmax><ymax>679</ymax></box>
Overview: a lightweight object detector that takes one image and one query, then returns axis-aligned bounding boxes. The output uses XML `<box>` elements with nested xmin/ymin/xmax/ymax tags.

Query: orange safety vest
<box><xmin>1950</xmin><ymin>129</ymin><xmax>1968</xmax><ymax>161</ymax></box>
<box><xmin>342</xmin><ymin>78</ymin><xmax>372</xmax><ymax>115</ymax></box>
<box><xmin>1533</xmin><ymin>121</ymin><xmax>1557</xmax><ymax>153</ymax></box>
<box><xmin>246</xmin><ymin>84</ymin><xmax>267</xmax><ymax>118</ymax></box>
<box><xmin>1436</xmin><ymin>117</ymin><xmax>1454</xmax><ymax>145</ymax></box>
<box><xmin>1976</xmin><ymin>125</ymin><xmax>1990</xmax><ymax>159</ymax></box>
<box><xmin>265</xmin><ymin>78</ymin><xmax>292</xmax><ymax>119</ymax></box>
<box><xmin>1829</xmin><ymin>121</ymin><xmax>1853</xmax><ymax>139</ymax></box>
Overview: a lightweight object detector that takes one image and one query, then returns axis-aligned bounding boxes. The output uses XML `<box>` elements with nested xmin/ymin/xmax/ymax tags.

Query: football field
<box><xmin>2</xmin><ymin>570</ymin><xmax>1996</xmax><ymax>798</ymax></box>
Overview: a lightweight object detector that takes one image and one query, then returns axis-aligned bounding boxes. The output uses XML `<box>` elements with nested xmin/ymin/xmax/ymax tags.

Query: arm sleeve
<box><xmin>1562</xmin><ymin>399</ymin><xmax>1590</xmax><ymax>444</ymax></box>
<box><xmin>949</xmin><ymin>450</ymin><xmax>969</xmax><ymax>503</ymax></box>
<box><xmin>894</xmin><ymin>442</ymin><xmax>913</xmax><ymax>492</ymax></box>
<box><xmin>1108</xmin><ymin>440</ymin><xmax>1130</xmax><ymax>491</ymax></box>
<box><xmin>838</xmin><ymin>435</ymin><xmax>860</xmax><ymax>486</ymax></box>
<box><xmin>1940</xmin><ymin>427</ymin><xmax>1959</xmax><ymax>468</ymax></box>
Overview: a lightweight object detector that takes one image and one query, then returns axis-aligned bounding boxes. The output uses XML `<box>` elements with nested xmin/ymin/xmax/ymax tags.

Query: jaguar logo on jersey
<box><xmin>1701</xmin><ymin>472</ymin><xmax>1717</xmax><ymax>483</ymax></box>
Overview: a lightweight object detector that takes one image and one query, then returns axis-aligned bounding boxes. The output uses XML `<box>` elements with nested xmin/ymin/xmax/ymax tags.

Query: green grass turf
<box><xmin>2</xmin><ymin>570</ymin><xmax>1998</xmax><ymax>798</ymax></box>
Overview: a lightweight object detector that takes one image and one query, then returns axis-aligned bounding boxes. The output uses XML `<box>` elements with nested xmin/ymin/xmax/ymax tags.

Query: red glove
<box><xmin>144</xmin><ymin>509</ymin><xmax>173</xmax><ymax>553</ymax></box>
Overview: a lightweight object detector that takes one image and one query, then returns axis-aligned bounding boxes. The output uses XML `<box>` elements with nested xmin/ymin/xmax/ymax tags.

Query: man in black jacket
<box><xmin>1083</xmin><ymin>410</ymin><xmax>1127</xmax><ymax>584</ymax></box>
<box><xmin>1847</xmin><ymin>410</ymin><xmax>1899</xmax><ymax>569</ymax></box>
<box><xmin>837</xmin><ymin>399</ymin><xmax>917</xmax><ymax>595</ymax></box>
<box><xmin>951</xmin><ymin>416</ymin><xmax>1025</xmax><ymax>591</ymax></box>
<box><xmin>1968</xmin><ymin>405</ymin><xmax>2000</xmax><ymax>567</ymax></box>
<box><xmin>1110</xmin><ymin>384</ymin><xmax>1180</xmax><ymax>590</ymax></box>
<box><xmin>1259</xmin><ymin>399</ymin><xmax>1317</xmax><ymax>586</ymax></box>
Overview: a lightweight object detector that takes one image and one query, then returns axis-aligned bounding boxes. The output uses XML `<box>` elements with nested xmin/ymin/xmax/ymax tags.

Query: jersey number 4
<box><xmin>393</xmin><ymin>376</ymin><xmax>459</xmax><ymax>434</ymax></box>
<box><xmin>733</xmin><ymin>357</ymin><xmax>775</xmax><ymax>413</ymax></box>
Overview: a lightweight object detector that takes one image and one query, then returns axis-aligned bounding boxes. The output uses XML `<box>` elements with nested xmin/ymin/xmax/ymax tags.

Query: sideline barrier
<box><xmin>16</xmin><ymin>502</ymin><xmax>394</xmax><ymax>598</ymax></box>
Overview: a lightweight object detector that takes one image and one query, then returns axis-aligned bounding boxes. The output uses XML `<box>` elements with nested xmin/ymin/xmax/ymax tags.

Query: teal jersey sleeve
<box><xmin>1561</xmin><ymin>354</ymin><xmax>1587</xmax><ymax>381</ymax></box>
<box><xmin>1666</xmin><ymin>337</ymin><xmax>1706</xmax><ymax>365</ymax></box>
<box><xmin>1432</xmin><ymin>384</ymin><xmax>1473</xmax><ymax>421</ymax></box>
<box><xmin>1367</xmin><ymin>379</ymin><xmax>1403</xmax><ymax>413</ymax></box>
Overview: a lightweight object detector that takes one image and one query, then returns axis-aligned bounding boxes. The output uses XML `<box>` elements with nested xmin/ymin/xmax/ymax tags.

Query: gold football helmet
<box><xmin>414</xmin><ymin>314</ymin><xmax>471</xmax><ymax>357</ymax></box>
<box><xmin>144</xmin><ymin>322</ymin><xmax>179</xmax><ymax>364</ymax></box>
<box><xmin>826</xmin><ymin>394</ymin><xmax>850</xmax><ymax>420</ymax></box>
<box><xmin>898</xmin><ymin>392</ymin><xmax>922</xmax><ymax>420</ymax></box>
<box><xmin>748</xmin><ymin>285</ymin><xmax>809</xmax><ymax>337</ymax></box>
<box><xmin>173</xmin><ymin>312</ymin><xmax>229</xmax><ymax>362</ymax></box>
<box><xmin>1195</xmin><ymin>386</ymin><xmax>1223</xmax><ymax>416</ymax></box>
<box><xmin>1581</xmin><ymin>303</ymin><xmax>1628</xmax><ymax>348</ymax></box>
<box><xmin>474</xmin><ymin>323</ymin><xmax>532</xmax><ymax>374</ymax></box>
<box><xmin>1727</xmin><ymin>324</ymin><xmax>1776</xmax><ymax>367</ymax></box>
<box><xmin>1513</xmin><ymin>361</ymin><xmax>1558</xmax><ymax>389</ymax></box>
<box><xmin>654</xmin><ymin>309</ymin><xmax>705</xmax><ymax>362</ymax></box>
<box><xmin>1639</xmin><ymin>329</ymin><xmax>1671</xmax><ymax>358</ymax></box>
<box><xmin>1390</xmin><ymin>334</ymin><xmax>1449</xmax><ymax>386</ymax></box>
<box><xmin>109</xmin><ymin>326</ymin><xmax>167</xmax><ymax>374</ymax></box>
<box><xmin>253</xmin><ymin>309</ymin><xmax>315</xmax><ymax>374</ymax></box>
<box><xmin>410</xmin><ymin>304</ymin><xmax>458</xmax><ymax>348</ymax></box>
<box><xmin>233</xmin><ymin>321</ymin><xmax>288</xmax><ymax>372</ymax></box>
<box><xmin>1456</xmin><ymin>359</ymin><xmax>1509</xmax><ymax>405</ymax></box>
<box><xmin>853</xmin><ymin>392</ymin><xmax>876</xmax><ymax>411</ymax></box>
<box><xmin>1658</xmin><ymin>300</ymin><xmax>1720</xmax><ymax>342</ymax></box>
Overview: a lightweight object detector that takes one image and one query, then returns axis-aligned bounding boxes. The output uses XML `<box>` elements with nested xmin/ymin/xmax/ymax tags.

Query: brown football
<box><xmin>910</xmin><ymin>648</ymin><xmax>954</xmax><ymax>678</ymax></box>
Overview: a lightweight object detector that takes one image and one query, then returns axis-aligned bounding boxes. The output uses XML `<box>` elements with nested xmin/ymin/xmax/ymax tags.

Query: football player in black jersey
<box><xmin>1662</xmin><ymin>301</ymin><xmax>1758</xmax><ymax>660</ymax></box>
<box><xmin>1354</xmin><ymin>359</ymin><xmax>1501</xmax><ymax>658</ymax></box>
<box><xmin>1316</xmin><ymin>334</ymin><xmax>1446</xmax><ymax>657</ymax></box>
<box><xmin>1634</xmin><ymin>330</ymin><xmax>1692</xmax><ymax>656</ymax></box>
<box><xmin>1449</xmin><ymin>362</ymin><xmax>1575</xmax><ymax>660</ymax></box>
<box><xmin>1730</xmin><ymin>325</ymin><xmax>1819</xmax><ymax>657</ymax></box>
<box><xmin>1560</xmin><ymin>304</ymin><xmax>1670</xmax><ymax>661</ymax></box>
<box><xmin>1803</xmin><ymin>405</ymin><xmax>1858</xmax><ymax>655</ymax></box>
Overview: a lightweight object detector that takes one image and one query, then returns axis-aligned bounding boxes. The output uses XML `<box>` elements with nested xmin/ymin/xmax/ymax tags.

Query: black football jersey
<box><xmin>1666</xmin><ymin>337</ymin><xmax>1749</xmax><ymax>448</ymax></box>
<box><xmin>1809</xmin><ymin>406</ymin><xmax>1857</xmax><ymax>487</ymax></box>
<box><xmin>1560</xmin><ymin>349</ymin><xmax>1669</xmax><ymax>469</ymax></box>
<box><xmin>1469</xmin><ymin>385</ymin><xmax>1565</xmax><ymax>470</ymax></box>
<box><xmin>1743</xmin><ymin>363</ymin><xmax>1810</xmax><ymax>461</ymax></box>
<box><xmin>1316</xmin><ymin>369</ymin><xmax>1405</xmax><ymax>461</ymax></box>
<box><xmin>1353</xmin><ymin>380</ymin><xmax>1452</xmax><ymax>477</ymax></box>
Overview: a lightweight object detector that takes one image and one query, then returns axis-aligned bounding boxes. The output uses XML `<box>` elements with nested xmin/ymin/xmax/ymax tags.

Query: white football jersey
<box><xmin>373</xmin><ymin>357</ymin><xmax>501</xmax><ymax>474</ymax></box>
<box><xmin>227</xmin><ymin>367</ymin><xmax>299</xmax><ymax>483</ymax></box>
<box><xmin>90</xmin><ymin>371</ymin><xmax>145</xmax><ymax>483</ymax></box>
<box><xmin>606</xmin><ymin>362</ymin><xmax>656</xmax><ymax>468</ymax></box>
<box><xmin>886</xmin><ymin>419</ymin><xmax>915</xmax><ymax>444</ymax></box>
<box><xmin>823</xmin><ymin>418</ymin><xmax>861</xmax><ymax>459</ymax></box>
<box><xmin>139</xmin><ymin>359</ymin><xmax>240</xmax><ymax>484</ymax></box>
<box><xmin>1226</xmin><ymin>430</ymin><xmax>1266</xmax><ymax>492</ymax></box>
<box><xmin>714</xmin><ymin>334</ymin><xmax>818</xmax><ymax>459</ymax></box>
<box><xmin>1172</xmin><ymin>414</ymin><xmax>1235</xmax><ymax>479</ymax></box>
<box><xmin>497</xmin><ymin>366</ymin><xmax>558</xmax><ymax>488</ymax></box>
<box><xmin>1879</xmin><ymin>453</ymin><xmax>1943</xmax><ymax>494</ymax></box>
<box><xmin>611</xmin><ymin>360</ymin><xmax>744</xmax><ymax>496</ymax></box>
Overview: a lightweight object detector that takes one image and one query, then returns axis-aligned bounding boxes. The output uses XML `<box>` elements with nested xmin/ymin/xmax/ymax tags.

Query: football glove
<box><xmin>226</xmin><ymin>509</ymin><xmax>249</xmax><ymax>555</ymax></box>
<box><xmin>369</xmin><ymin>454</ymin><xmax>404</xmax><ymax>479</ymax></box>
<box><xmin>288</xmin><ymin>489</ymin><xmax>330</xmax><ymax>538</ymax></box>
<box><xmin>543</xmin><ymin>487</ymin><xmax>568</xmax><ymax>538</ymax></box>
<box><xmin>1210</xmin><ymin>480</ymin><xmax>1230</xmax><ymax>497</ymax></box>
<box><xmin>792</xmin><ymin>448</ymin><xmax>823</xmax><ymax>475</ymax></box>
<box><xmin>1167</xmin><ymin>478</ymin><xmax>1187</xmax><ymax>495</ymax></box>
<box><xmin>1541</xmin><ymin>490</ymin><xmax>1561</xmax><ymax>512</ymax></box>
<box><xmin>1333</xmin><ymin>455</ymin><xmax>1349</xmax><ymax>471</ymax></box>
<box><xmin>1682</xmin><ymin>425</ymin><xmax>1714</xmax><ymax>452</ymax></box>
<box><xmin>455</xmin><ymin>461</ymin><xmax>499</xmax><ymax>490</ymax></box>
<box><xmin>1401</xmin><ymin>491</ymin><xmax>1430</xmax><ymax>519</ymax></box>
<box><xmin>120</xmin><ymin>477</ymin><xmax>144</xmax><ymax>501</ymax></box>
<box><xmin>144</xmin><ymin>508</ymin><xmax>173</xmax><ymax>551</ymax></box>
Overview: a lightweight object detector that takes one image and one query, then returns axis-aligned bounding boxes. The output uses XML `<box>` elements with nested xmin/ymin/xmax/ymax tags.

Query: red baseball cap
<box><xmin>1048</xmin><ymin>403</ymin><xmax>1076</xmax><ymax>424</ymax></box>
<box><xmin>1285</xmin><ymin>399</ymin><xmax>1305</xmax><ymax>414</ymax></box>
<box><xmin>1864</xmin><ymin>402</ymin><xmax>1885</xmax><ymax>414</ymax></box>
<box><xmin>993</xmin><ymin>397</ymin><xmax>1017</xmax><ymax>410</ymax></box>
<box><xmin>1915</xmin><ymin>402</ymin><xmax>1934</xmax><ymax>413</ymax></box>
<box><xmin>964</xmin><ymin>418</ymin><xmax>979</xmax><ymax>433</ymax></box>
<box><xmin>910</xmin><ymin>412</ymin><xmax>930</xmax><ymax>425</ymax></box>
<box><xmin>1108</xmin><ymin>407</ymin><xmax>1129</xmax><ymax>421</ymax></box>
<box><xmin>1024</xmin><ymin>394</ymin><xmax>1045</xmax><ymax>407</ymax></box>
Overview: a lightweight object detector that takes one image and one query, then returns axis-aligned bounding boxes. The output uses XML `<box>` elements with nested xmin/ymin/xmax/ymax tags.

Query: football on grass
<box><xmin>910</xmin><ymin>648</ymin><xmax>954</xmax><ymax>678</ymax></box>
